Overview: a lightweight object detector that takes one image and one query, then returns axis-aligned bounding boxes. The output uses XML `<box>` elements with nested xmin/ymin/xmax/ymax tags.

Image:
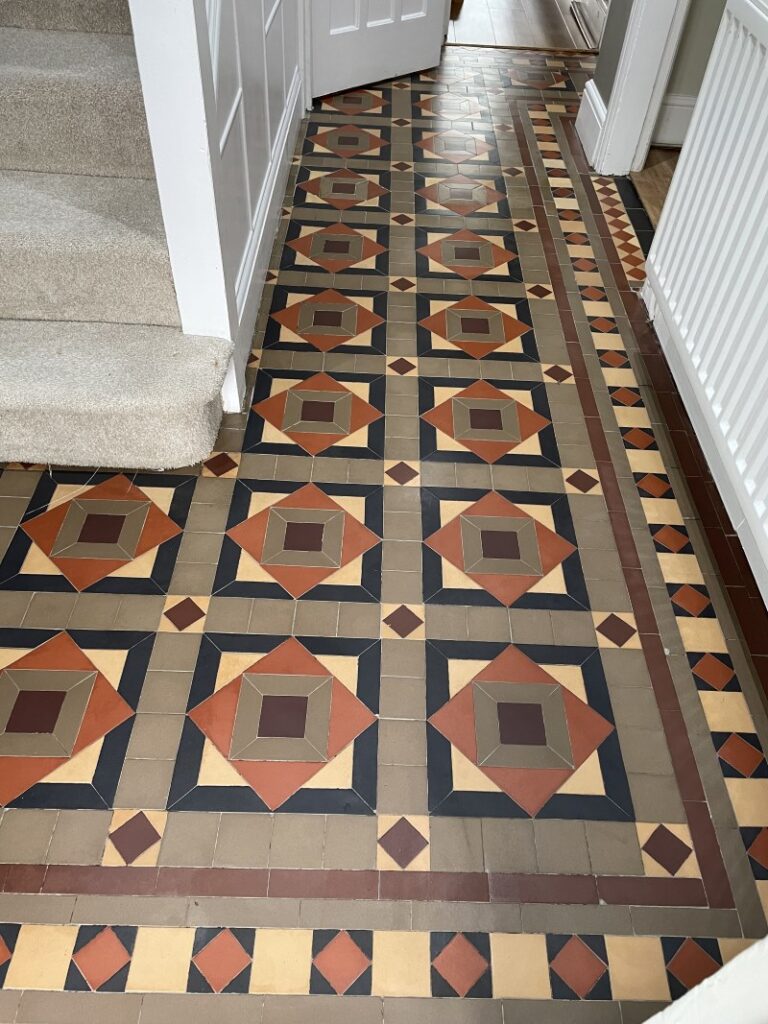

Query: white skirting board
<box><xmin>221</xmin><ymin>69</ymin><xmax>304</xmax><ymax>412</ymax></box>
<box><xmin>574</xmin><ymin>78</ymin><xmax>606</xmax><ymax>168</ymax></box>
<box><xmin>642</xmin><ymin>276</ymin><xmax>768</xmax><ymax>605</ymax></box>
<box><xmin>652</xmin><ymin>92</ymin><xmax>696</xmax><ymax>147</ymax></box>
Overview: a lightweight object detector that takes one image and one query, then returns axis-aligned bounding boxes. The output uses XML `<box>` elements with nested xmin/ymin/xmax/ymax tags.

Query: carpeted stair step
<box><xmin>0</xmin><ymin>27</ymin><xmax>152</xmax><ymax>178</ymax></box>
<box><xmin>0</xmin><ymin>322</ymin><xmax>234</xmax><ymax>470</ymax></box>
<box><xmin>0</xmin><ymin>0</ymin><xmax>131</xmax><ymax>34</ymax></box>
<box><xmin>1</xmin><ymin>170</ymin><xmax>180</xmax><ymax>326</ymax></box>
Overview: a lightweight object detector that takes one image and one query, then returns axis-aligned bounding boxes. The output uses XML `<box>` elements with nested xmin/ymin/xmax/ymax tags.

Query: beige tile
<box><xmin>323</xmin><ymin>815</ymin><xmax>377</xmax><ymax>869</ymax></box>
<box><xmin>490</xmin><ymin>933</ymin><xmax>550</xmax><ymax>998</ymax></box>
<box><xmin>250</xmin><ymin>929</ymin><xmax>313</xmax><ymax>994</ymax></box>
<box><xmin>482</xmin><ymin>819</ymin><xmax>537</xmax><ymax>873</ymax></box>
<box><xmin>0</xmin><ymin>809</ymin><xmax>58</xmax><ymax>863</ymax></box>
<box><xmin>429</xmin><ymin>817</ymin><xmax>484</xmax><ymax>872</ymax></box>
<box><xmin>126</xmin><ymin>714</ymin><xmax>185</xmax><ymax>760</ymax></box>
<box><xmin>534</xmin><ymin>819</ymin><xmax>590</xmax><ymax>874</ymax></box>
<box><xmin>378</xmin><ymin>719</ymin><xmax>427</xmax><ymax>766</ymax></box>
<box><xmin>270</xmin><ymin>815</ymin><xmax>325</xmax><ymax>868</ymax></box>
<box><xmin>214</xmin><ymin>813</ymin><xmax>273</xmax><ymax>868</ymax></box>
<box><xmin>126</xmin><ymin>927</ymin><xmax>195</xmax><ymax>992</ymax></box>
<box><xmin>372</xmin><ymin>931</ymin><xmax>430</xmax><ymax>997</ymax></box>
<box><xmin>47</xmin><ymin>810</ymin><xmax>110</xmax><ymax>865</ymax></box>
<box><xmin>377</xmin><ymin>765</ymin><xmax>428</xmax><ymax>814</ymax></box>
<box><xmin>15</xmin><ymin>991</ymin><xmax>142</xmax><ymax>1024</ymax></box>
<box><xmin>113</xmin><ymin>759</ymin><xmax>176</xmax><ymax>809</ymax></box>
<box><xmin>4</xmin><ymin>925</ymin><xmax>78</xmax><ymax>990</ymax></box>
<box><xmin>159</xmin><ymin>812</ymin><xmax>219</xmax><ymax>867</ymax></box>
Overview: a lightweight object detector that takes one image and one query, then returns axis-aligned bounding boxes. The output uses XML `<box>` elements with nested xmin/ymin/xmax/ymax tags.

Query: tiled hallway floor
<box><xmin>0</xmin><ymin>48</ymin><xmax>767</xmax><ymax>1023</ymax></box>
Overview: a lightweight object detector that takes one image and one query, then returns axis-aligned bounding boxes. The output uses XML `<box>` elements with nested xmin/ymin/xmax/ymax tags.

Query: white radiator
<box><xmin>642</xmin><ymin>0</ymin><xmax>768</xmax><ymax>604</ymax></box>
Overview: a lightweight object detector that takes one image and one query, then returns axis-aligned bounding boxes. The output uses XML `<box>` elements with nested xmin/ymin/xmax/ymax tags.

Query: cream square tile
<box><xmin>699</xmin><ymin>691</ymin><xmax>756</xmax><ymax>733</ymax></box>
<box><xmin>126</xmin><ymin>927</ymin><xmax>195</xmax><ymax>992</ymax></box>
<box><xmin>490</xmin><ymin>933</ymin><xmax>550</xmax><ymax>999</ymax></box>
<box><xmin>372</xmin><ymin>931</ymin><xmax>430</xmax><ymax>996</ymax></box>
<box><xmin>605</xmin><ymin>935</ymin><xmax>669</xmax><ymax>1001</ymax></box>
<box><xmin>250</xmin><ymin>929</ymin><xmax>313</xmax><ymax>994</ymax></box>
<box><xmin>4</xmin><ymin>925</ymin><xmax>77</xmax><ymax>990</ymax></box>
<box><xmin>726</xmin><ymin>779</ymin><xmax>768</xmax><ymax>826</ymax></box>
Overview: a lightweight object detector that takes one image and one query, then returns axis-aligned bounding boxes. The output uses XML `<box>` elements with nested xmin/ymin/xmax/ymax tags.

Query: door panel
<box><xmin>311</xmin><ymin>0</ymin><xmax>448</xmax><ymax>97</ymax></box>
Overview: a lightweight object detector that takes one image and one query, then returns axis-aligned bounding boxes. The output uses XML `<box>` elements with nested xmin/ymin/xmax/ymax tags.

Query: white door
<box><xmin>310</xmin><ymin>0</ymin><xmax>449</xmax><ymax>98</ymax></box>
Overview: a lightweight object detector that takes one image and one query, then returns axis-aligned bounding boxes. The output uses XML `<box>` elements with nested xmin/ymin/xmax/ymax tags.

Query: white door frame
<box><xmin>575</xmin><ymin>0</ymin><xmax>692</xmax><ymax>175</ymax></box>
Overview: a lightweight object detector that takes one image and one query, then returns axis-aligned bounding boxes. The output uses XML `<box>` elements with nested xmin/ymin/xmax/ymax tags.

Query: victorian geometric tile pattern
<box><xmin>0</xmin><ymin>45</ymin><xmax>766</xmax><ymax>1024</ymax></box>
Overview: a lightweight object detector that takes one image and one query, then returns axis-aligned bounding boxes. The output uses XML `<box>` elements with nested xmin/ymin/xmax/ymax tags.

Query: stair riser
<box><xmin>0</xmin><ymin>0</ymin><xmax>132</xmax><ymax>35</ymax></box>
<box><xmin>0</xmin><ymin>399</ymin><xmax>224</xmax><ymax>470</ymax></box>
<box><xmin>0</xmin><ymin>77</ymin><xmax>153</xmax><ymax>178</ymax></box>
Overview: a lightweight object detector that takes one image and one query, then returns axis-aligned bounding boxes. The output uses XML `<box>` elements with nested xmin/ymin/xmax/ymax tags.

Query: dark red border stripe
<box><xmin>512</xmin><ymin>104</ymin><xmax>734</xmax><ymax>912</ymax></box>
<box><xmin>0</xmin><ymin>863</ymin><xmax>723</xmax><ymax>907</ymax></box>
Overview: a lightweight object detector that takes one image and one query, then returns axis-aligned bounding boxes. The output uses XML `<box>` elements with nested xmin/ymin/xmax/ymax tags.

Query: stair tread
<box><xmin>0</xmin><ymin>0</ymin><xmax>131</xmax><ymax>35</ymax></box>
<box><xmin>0</xmin><ymin>170</ymin><xmax>179</xmax><ymax>326</ymax></box>
<box><xmin>0</xmin><ymin>25</ymin><xmax>140</xmax><ymax>78</ymax></box>
<box><xmin>0</xmin><ymin>323</ymin><xmax>234</xmax><ymax>470</ymax></box>
<box><xmin>0</xmin><ymin>322</ymin><xmax>233</xmax><ymax>408</ymax></box>
<box><xmin>1</xmin><ymin>169</ymin><xmax>166</xmax><ymax>244</ymax></box>
<box><xmin>0</xmin><ymin>27</ymin><xmax>152</xmax><ymax>178</ymax></box>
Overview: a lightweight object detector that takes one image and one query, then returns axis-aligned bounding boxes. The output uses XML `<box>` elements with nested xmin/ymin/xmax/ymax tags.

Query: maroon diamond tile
<box><xmin>642</xmin><ymin>825</ymin><xmax>692</xmax><ymax>876</ymax></box>
<box><xmin>378</xmin><ymin>817</ymin><xmax>429</xmax><ymax>869</ymax></box>
<box><xmin>383</xmin><ymin>605</ymin><xmax>424</xmax><ymax>638</ymax></box>
<box><xmin>203</xmin><ymin>453</ymin><xmax>238</xmax><ymax>477</ymax></box>
<box><xmin>566</xmin><ymin>470</ymin><xmax>599</xmax><ymax>493</ymax></box>
<box><xmin>386</xmin><ymin>462</ymin><xmax>419</xmax><ymax>485</ymax></box>
<box><xmin>596</xmin><ymin>614</ymin><xmax>637</xmax><ymax>647</ymax></box>
<box><xmin>389</xmin><ymin>358</ymin><xmax>416</xmax><ymax>375</ymax></box>
<box><xmin>109</xmin><ymin>811</ymin><xmax>162</xmax><ymax>865</ymax></box>
<box><xmin>391</xmin><ymin>277</ymin><xmax>416</xmax><ymax>291</ymax></box>
<box><xmin>164</xmin><ymin>597</ymin><xmax>206</xmax><ymax>632</ymax></box>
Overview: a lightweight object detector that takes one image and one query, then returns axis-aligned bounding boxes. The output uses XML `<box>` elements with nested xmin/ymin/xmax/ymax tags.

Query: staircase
<box><xmin>0</xmin><ymin>0</ymin><xmax>233</xmax><ymax>470</ymax></box>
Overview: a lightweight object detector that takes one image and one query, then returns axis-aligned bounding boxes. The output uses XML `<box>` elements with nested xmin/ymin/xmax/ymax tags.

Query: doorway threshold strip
<box><xmin>0</xmin><ymin>923</ymin><xmax>754</xmax><ymax>998</ymax></box>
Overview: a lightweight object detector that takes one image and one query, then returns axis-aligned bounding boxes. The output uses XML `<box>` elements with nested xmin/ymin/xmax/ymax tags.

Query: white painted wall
<box><xmin>652</xmin><ymin>0</ymin><xmax>726</xmax><ymax>146</ymax></box>
<box><xmin>130</xmin><ymin>0</ymin><xmax>305</xmax><ymax>412</ymax></box>
<box><xmin>643</xmin><ymin>0</ymin><xmax>768</xmax><ymax>606</ymax></box>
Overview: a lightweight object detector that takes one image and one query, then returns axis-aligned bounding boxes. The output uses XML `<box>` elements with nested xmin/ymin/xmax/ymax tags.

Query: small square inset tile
<box><xmin>377</xmin><ymin>814</ymin><xmax>430</xmax><ymax>870</ymax></box>
<box><xmin>381</xmin><ymin>603</ymin><xmax>425</xmax><ymax>639</ymax></box>
<box><xmin>593</xmin><ymin>611</ymin><xmax>640</xmax><ymax>649</ymax></box>
<box><xmin>160</xmin><ymin>596</ymin><xmax>210</xmax><ymax>633</ymax></box>
<box><xmin>563</xmin><ymin>468</ymin><xmax>602</xmax><ymax>495</ymax></box>
<box><xmin>188</xmin><ymin>927</ymin><xmax>254</xmax><ymax>993</ymax></box>
<box><xmin>66</xmin><ymin>925</ymin><xmax>136</xmax><ymax>992</ymax></box>
<box><xmin>311</xmin><ymin>929</ymin><xmax>372</xmax><ymax>995</ymax></box>
<box><xmin>637</xmin><ymin>822</ymin><xmax>699</xmax><ymax>878</ymax></box>
<box><xmin>662</xmin><ymin>937</ymin><xmax>722</xmax><ymax>999</ymax></box>
<box><xmin>384</xmin><ymin>460</ymin><xmax>420</xmax><ymax>486</ymax></box>
<box><xmin>431</xmin><ymin>932</ymin><xmax>491</xmax><ymax>998</ymax></box>
<box><xmin>103</xmin><ymin>810</ymin><xmax>167</xmax><ymax>867</ymax></box>
<box><xmin>202</xmin><ymin>453</ymin><xmax>241</xmax><ymax>478</ymax></box>
<box><xmin>547</xmin><ymin>934</ymin><xmax>610</xmax><ymax>1000</ymax></box>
